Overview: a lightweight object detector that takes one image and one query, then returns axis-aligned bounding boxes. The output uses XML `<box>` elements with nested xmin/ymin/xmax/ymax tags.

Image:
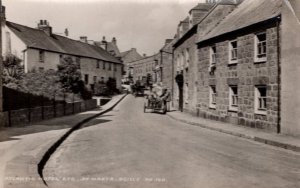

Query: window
<box><xmin>59</xmin><ymin>54</ymin><xmax>63</xmax><ymax>62</ymax></box>
<box><xmin>76</xmin><ymin>57</ymin><xmax>81</xmax><ymax>64</ymax></box>
<box><xmin>38</xmin><ymin>67</ymin><xmax>44</xmax><ymax>72</ymax></box>
<box><xmin>254</xmin><ymin>32</ymin><xmax>267</xmax><ymax>62</ymax></box>
<box><xmin>229</xmin><ymin>86</ymin><xmax>238</xmax><ymax>111</ymax></box>
<box><xmin>39</xmin><ymin>50</ymin><xmax>45</xmax><ymax>62</ymax></box>
<box><xmin>96</xmin><ymin>61</ymin><xmax>100</xmax><ymax>69</ymax></box>
<box><xmin>255</xmin><ymin>86</ymin><xmax>267</xmax><ymax>115</ymax></box>
<box><xmin>185</xmin><ymin>48</ymin><xmax>190</xmax><ymax>67</ymax></box>
<box><xmin>229</xmin><ymin>40</ymin><xmax>238</xmax><ymax>64</ymax></box>
<box><xmin>108</xmin><ymin>63</ymin><xmax>112</xmax><ymax>71</ymax></box>
<box><xmin>209</xmin><ymin>46</ymin><xmax>216</xmax><ymax>72</ymax></box>
<box><xmin>114</xmin><ymin>64</ymin><xmax>117</xmax><ymax>71</ymax></box>
<box><xmin>103</xmin><ymin>61</ymin><xmax>106</xmax><ymax>70</ymax></box>
<box><xmin>84</xmin><ymin>74</ymin><xmax>89</xmax><ymax>85</ymax></box>
<box><xmin>93</xmin><ymin>76</ymin><xmax>97</xmax><ymax>83</ymax></box>
<box><xmin>209</xmin><ymin>86</ymin><xmax>217</xmax><ymax>109</ymax></box>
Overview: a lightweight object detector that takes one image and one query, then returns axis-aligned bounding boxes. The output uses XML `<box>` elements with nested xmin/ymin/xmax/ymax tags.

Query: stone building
<box><xmin>173</xmin><ymin>2</ymin><xmax>230</xmax><ymax>113</ymax></box>
<box><xmin>0</xmin><ymin>5</ymin><xmax>4</xmax><ymax>126</ymax></box>
<box><xmin>169</xmin><ymin>0</ymin><xmax>285</xmax><ymax>133</ymax></box>
<box><xmin>120</xmin><ymin>48</ymin><xmax>143</xmax><ymax>83</ymax></box>
<box><xmin>281</xmin><ymin>0</ymin><xmax>300</xmax><ymax>136</ymax></box>
<box><xmin>160</xmin><ymin>39</ymin><xmax>175</xmax><ymax>91</ymax></box>
<box><xmin>1</xmin><ymin>19</ymin><xmax>123</xmax><ymax>89</ymax></box>
<box><xmin>130</xmin><ymin>54</ymin><xmax>159</xmax><ymax>84</ymax></box>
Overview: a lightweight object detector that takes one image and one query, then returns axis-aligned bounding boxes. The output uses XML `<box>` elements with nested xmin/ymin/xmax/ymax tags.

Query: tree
<box><xmin>2</xmin><ymin>54</ymin><xmax>24</xmax><ymax>86</ymax></box>
<box><xmin>57</xmin><ymin>56</ymin><xmax>81</xmax><ymax>92</ymax></box>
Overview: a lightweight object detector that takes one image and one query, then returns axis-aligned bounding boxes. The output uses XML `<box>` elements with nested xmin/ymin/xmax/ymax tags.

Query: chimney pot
<box><xmin>112</xmin><ymin>37</ymin><xmax>117</xmax><ymax>45</ymax></box>
<box><xmin>80</xmin><ymin>36</ymin><xmax>88</xmax><ymax>43</ymax></box>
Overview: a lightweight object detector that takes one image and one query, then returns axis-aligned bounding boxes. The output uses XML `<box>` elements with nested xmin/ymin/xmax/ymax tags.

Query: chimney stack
<box><xmin>112</xmin><ymin>37</ymin><xmax>117</xmax><ymax>45</ymax></box>
<box><xmin>1</xmin><ymin>6</ymin><xmax>6</xmax><ymax>25</ymax></box>
<box><xmin>165</xmin><ymin>39</ymin><xmax>172</xmax><ymax>45</ymax></box>
<box><xmin>37</xmin><ymin>20</ymin><xmax>52</xmax><ymax>36</ymax></box>
<box><xmin>143</xmin><ymin>53</ymin><xmax>147</xmax><ymax>57</ymax></box>
<box><xmin>79</xmin><ymin>36</ymin><xmax>88</xmax><ymax>43</ymax></box>
<box><xmin>100</xmin><ymin>36</ymin><xmax>107</xmax><ymax>50</ymax></box>
<box><xmin>64</xmin><ymin>28</ymin><xmax>69</xmax><ymax>37</ymax></box>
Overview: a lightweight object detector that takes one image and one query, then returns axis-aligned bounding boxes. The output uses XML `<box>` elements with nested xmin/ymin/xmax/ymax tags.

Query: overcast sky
<box><xmin>2</xmin><ymin>0</ymin><xmax>206</xmax><ymax>55</ymax></box>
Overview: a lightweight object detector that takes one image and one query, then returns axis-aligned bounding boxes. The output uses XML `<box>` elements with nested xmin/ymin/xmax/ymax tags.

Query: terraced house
<box><xmin>170</xmin><ymin>0</ymin><xmax>300</xmax><ymax>136</ymax></box>
<box><xmin>1</xmin><ymin>18</ymin><xmax>123</xmax><ymax>90</ymax></box>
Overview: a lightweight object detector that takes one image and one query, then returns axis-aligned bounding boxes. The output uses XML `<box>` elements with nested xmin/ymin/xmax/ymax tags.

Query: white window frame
<box><xmin>254</xmin><ymin>85</ymin><xmax>267</xmax><ymax>115</ymax></box>
<box><xmin>185</xmin><ymin>48</ymin><xmax>190</xmax><ymax>68</ymax></box>
<box><xmin>254</xmin><ymin>32</ymin><xmax>267</xmax><ymax>63</ymax></box>
<box><xmin>229</xmin><ymin>85</ymin><xmax>238</xmax><ymax>111</ymax></box>
<box><xmin>229</xmin><ymin>40</ymin><xmax>238</xmax><ymax>64</ymax></box>
<box><xmin>209</xmin><ymin>86</ymin><xmax>217</xmax><ymax>109</ymax></box>
<box><xmin>209</xmin><ymin>46</ymin><xmax>216</xmax><ymax>72</ymax></box>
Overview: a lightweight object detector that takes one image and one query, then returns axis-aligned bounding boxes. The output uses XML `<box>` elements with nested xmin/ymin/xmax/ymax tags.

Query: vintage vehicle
<box><xmin>144</xmin><ymin>95</ymin><xmax>167</xmax><ymax>114</ymax></box>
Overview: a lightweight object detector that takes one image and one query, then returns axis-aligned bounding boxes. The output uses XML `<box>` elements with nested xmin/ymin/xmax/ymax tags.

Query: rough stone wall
<box><xmin>196</xmin><ymin>26</ymin><xmax>279</xmax><ymax>132</ymax></box>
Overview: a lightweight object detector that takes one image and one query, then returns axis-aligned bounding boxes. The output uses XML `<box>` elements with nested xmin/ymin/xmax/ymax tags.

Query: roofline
<box><xmin>28</xmin><ymin>46</ymin><xmax>122</xmax><ymax>64</ymax></box>
<box><xmin>196</xmin><ymin>15</ymin><xmax>281</xmax><ymax>45</ymax></box>
<box><xmin>6</xmin><ymin>20</ymin><xmax>122</xmax><ymax>64</ymax></box>
<box><xmin>174</xmin><ymin>2</ymin><xmax>239</xmax><ymax>48</ymax></box>
<box><xmin>128</xmin><ymin>54</ymin><xmax>159</xmax><ymax>64</ymax></box>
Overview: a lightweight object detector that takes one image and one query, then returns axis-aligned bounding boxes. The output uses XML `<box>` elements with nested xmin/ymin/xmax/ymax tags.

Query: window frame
<box><xmin>254</xmin><ymin>85</ymin><xmax>267</xmax><ymax>115</ymax></box>
<box><xmin>229</xmin><ymin>40</ymin><xmax>238</xmax><ymax>64</ymax></box>
<box><xmin>96</xmin><ymin>61</ymin><xmax>100</xmax><ymax>69</ymax></box>
<box><xmin>84</xmin><ymin>74</ymin><xmax>89</xmax><ymax>85</ymax></box>
<box><xmin>229</xmin><ymin>85</ymin><xmax>238</xmax><ymax>112</ymax></box>
<box><xmin>209</xmin><ymin>45</ymin><xmax>217</xmax><ymax>72</ymax></box>
<box><xmin>254</xmin><ymin>32</ymin><xmax>267</xmax><ymax>63</ymax></box>
<box><xmin>39</xmin><ymin>50</ymin><xmax>45</xmax><ymax>62</ymax></box>
<box><xmin>209</xmin><ymin>85</ymin><xmax>217</xmax><ymax>109</ymax></box>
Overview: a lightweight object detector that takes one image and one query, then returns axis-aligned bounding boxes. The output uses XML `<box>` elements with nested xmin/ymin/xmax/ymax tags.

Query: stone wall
<box><xmin>0</xmin><ymin>99</ymin><xmax>97</xmax><ymax>127</ymax></box>
<box><xmin>196</xmin><ymin>25</ymin><xmax>280</xmax><ymax>132</ymax></box>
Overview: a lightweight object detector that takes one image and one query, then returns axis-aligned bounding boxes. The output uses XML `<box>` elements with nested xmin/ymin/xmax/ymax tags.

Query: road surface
<box><xmin>44</xmin><ymin>95</ymin><xmax>300</xmax><ymax>188</ymax></box>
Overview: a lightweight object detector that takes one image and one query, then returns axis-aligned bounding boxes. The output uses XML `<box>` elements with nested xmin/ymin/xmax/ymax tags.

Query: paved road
<box><xmin>44</xmin><ymin>95</ymin><xmax>300</xmax><ymax>188</ymax></box>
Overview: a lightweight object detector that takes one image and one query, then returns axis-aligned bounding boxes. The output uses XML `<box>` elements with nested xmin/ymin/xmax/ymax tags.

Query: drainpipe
<box><xmin>276</xmin><ymin>16</ymin><xmax>281</xmax><ymax>134</ymax></box>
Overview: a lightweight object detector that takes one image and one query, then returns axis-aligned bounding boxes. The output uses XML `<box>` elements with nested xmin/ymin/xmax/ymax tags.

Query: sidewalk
<box><xmin>167</xmin><ymin>110</ymin><xmax>300</xmax><ymax>153</ymax></box>
<box><xmin>0</xmin><ymin>94</ymin><xmax>127</xmax><ymax>188</ymax></box>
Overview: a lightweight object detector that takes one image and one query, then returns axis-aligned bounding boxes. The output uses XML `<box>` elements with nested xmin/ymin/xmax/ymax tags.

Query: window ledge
<box><xmin>228</xmin><ymin>107</ymin><xmax>238</xmax><ymax>112</ymax></box>
<box><xmin>228</xmin><ymin>61</ymin><xmax>238</xmax><ymax>65</ymax></box>
<box><xmin>255</xmin><ymin>110</ymin><xmax>267</xmax><ymax>116</ymax></box>
<box><xmin>209</xmin><ymin>105</ymin><xmax>216</xmax><ymax>110</ymax></box>
<box><xmin>254</xmin><ymin>57</ymin><xmax>267</xmax><ymax>63</ymax></box>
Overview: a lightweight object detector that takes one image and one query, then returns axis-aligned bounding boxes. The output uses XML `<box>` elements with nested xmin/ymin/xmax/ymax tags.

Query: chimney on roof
<box><xmin>1</xmin><ymin>6</ymin><xmax>6</xmax><ymax>25</ymax></box>
<box><xmin>165</xmin><ymin>39</ymin><xmax>172</xmax><ymax>45</ymax></box>
<box><xmin>100</xmin><ymin>36</ymin><xmax>107</xmax><ymax>50</ymax></box>
<box><xmin>37</xmin><ymin>20</ymin><xmax>52</xmax><ymax>36</ymax></box>
<box><xmin>80</xmin><ymin>36</ymin><xmax>88</xmax><ymax>43</ymax></box>
<box><xmin>112</xmin><ymin>37</ymin><xmax>117</xmax><ymax>45</ymax></box>
<box><xmin>143</xmin><ymin>53</ymin><xmax>147</xmax><ymax>57</ymax></box>
<box><xmin>64</xmin><ymin>28</ymin><xmax>69</xmax><ymax>37</ymax></box>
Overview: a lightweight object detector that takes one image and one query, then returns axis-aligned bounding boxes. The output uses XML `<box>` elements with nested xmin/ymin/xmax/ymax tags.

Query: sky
<box><xmin>2</xmin><ymin>0</ymin><xmax>206</xmax><ymax>55</ymax></box>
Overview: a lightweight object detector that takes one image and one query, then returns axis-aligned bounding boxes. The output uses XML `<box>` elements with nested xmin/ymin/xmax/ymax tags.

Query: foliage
<box><xmin>2</xmin><ymin>54</ymin><xmax>24</xmax><ymax>86</ymax></box>
<box><xmin>57</xmin><ymin>56</ymin><xmax>81</xmax><ymax>92</ymax></box>
<box><xmin>20</xmin><ymin>69</ymin><xmax>63</xmax><ymax>99</ymax></box>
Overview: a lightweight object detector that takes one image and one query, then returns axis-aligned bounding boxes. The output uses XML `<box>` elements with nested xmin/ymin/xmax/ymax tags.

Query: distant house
<box><xmin>120</xmin><ymin>48</ymin><xmax>143</xmax><ymax>82</ymax></box>
<box><xmin>1</xmin><ymin>19</ymin><xmax>123</xmax><ymax>90</ymax></box>
<box><xmin>94</xmin><ymin>36</ymin><xmax>122</xmax><ymax>59</ymax></box>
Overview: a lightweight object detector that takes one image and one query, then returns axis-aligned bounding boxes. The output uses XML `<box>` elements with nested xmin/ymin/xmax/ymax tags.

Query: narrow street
<box><xmin>44</xmin><ymin>95</ymin><xmax>300</xmax><ymax>188</ymax></box>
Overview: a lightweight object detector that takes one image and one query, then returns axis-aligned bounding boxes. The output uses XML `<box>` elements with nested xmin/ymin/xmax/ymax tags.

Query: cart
<box><xmin>144</xmin><ymin>96</ymin><xmax>167</xmax><ymax>114</ymax></box>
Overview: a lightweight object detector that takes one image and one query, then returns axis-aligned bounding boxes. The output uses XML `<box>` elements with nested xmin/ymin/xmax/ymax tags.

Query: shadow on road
<box><xmin>0</xmin><ymin>113</ymin><xmax>112</xmax><ymax>142</ymax></box>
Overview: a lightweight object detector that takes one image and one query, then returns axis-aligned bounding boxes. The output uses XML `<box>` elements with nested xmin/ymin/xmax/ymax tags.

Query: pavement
<box><xmin>0</xmin><ymin>94</ymin><xmax>127</xmax><ymax>188</ymax></box>
<box><xmin>167</xmin><ymin>110</ymin><xmax>300</xmax><ymax>153</ymax></box>
<box><xmin>43</xmin><ymin>95</ymin><xmax>300</xmax><ymax>188</ymax></box>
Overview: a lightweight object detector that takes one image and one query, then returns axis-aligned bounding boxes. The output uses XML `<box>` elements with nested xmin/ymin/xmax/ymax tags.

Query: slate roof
<box><xmin>106</xmin><ymin>42</ymin><xmax>121</xmax><ymax>57</ymax></box>
<box><xmin>6</xmin><ymin>21</ymin><xmax>122</xmax><ymax>64</ymax></box>
<box><xmin>189</xmin><ymin>3</ymin><xmax>215</xmax><ymax>13</ymax></box>
<box><xmin>198</xmin><ymin>0</ymin><xmax>282</xmax><ymax>43</ymax></box>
